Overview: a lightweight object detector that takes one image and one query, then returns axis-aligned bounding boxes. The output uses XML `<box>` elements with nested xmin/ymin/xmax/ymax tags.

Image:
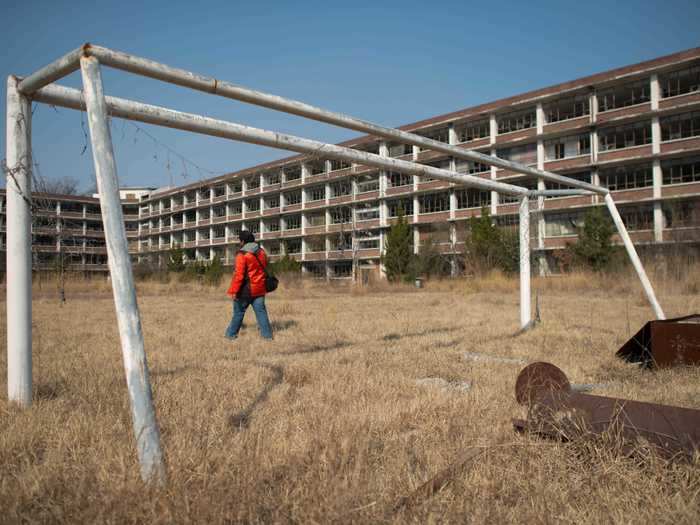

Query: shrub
<box><xmin>381</xmin><ymin>207</ymin><xmax>413</xmax><ymax>282</ymax></box>
<box><xmin>269</xmin><ymin>254</ymin><xmax>301</xmax><ymax>275</ymax></box>
<box><xmin>567</xmin><ymin>208</ymin><xmax>618</xmax><ymax>272</ymax></box>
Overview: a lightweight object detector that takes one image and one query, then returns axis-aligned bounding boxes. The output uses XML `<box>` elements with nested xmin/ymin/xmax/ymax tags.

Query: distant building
<box><xmin>2</xmin><ymin>48</ymin><xmax>699</xmax><ymax>278</ymax></box>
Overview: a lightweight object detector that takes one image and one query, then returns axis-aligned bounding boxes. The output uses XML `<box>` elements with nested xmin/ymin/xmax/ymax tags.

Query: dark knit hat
<box><xmin>239</xmin><ymin>230</ymin><xmax>255</xmax><ymax>244</ymax></box>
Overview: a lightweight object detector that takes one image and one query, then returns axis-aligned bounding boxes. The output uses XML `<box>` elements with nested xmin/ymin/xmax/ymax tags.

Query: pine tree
<box><xmin>568</xmin><ymin>207</ymin><xmax>616</xmax><ymax>271</ymax></box>
<box><xmin>382</xmin><ymin>206</ymin><xmax>413</xmax><ymax>282</ymax></box>
<box><xmin>166</xmin><ymin>244</ymin><xmax>186</xmax><ymax>273</ymax></box>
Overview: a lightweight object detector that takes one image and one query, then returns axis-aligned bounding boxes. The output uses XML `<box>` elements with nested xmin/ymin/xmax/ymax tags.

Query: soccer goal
<box><xmin>5</xmin><ymin>44</ymin><xmax>666</xmax><ymax>481</ymax></box>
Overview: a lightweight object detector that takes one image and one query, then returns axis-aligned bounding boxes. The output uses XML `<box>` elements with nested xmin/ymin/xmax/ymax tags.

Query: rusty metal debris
<box><xmin>513</xmin><ymin>362</ymin><xmax>700</xmax><ymax>459</ymax></box>
<box><xmin>616</xmin><ymin>314</ymin><xmax>700</xmax><ymax>368</ymax></box>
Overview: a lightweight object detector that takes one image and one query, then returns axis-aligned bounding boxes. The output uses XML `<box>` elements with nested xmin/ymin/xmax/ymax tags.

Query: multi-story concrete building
<box><xmin>2</xmin><ymin>48</ymin><xmax>700</xmax><ymax>279</ymax></box>
<box><xmin>0</xmin><ymin>188</ymin><xmax>146</xmax><ymax>273</ymax></box>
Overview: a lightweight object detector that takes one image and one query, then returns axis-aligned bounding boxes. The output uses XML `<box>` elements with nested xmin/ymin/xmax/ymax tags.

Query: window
<box><xmin>598</xmin><ymin>121</ymin><xmax>652</xmax><ymax>151</ymax></box>
<box><xmin>330</xmin><ymin>207</ymin><xmax>351</xmax><ymax>224</ymax></box>
<box><xmin>245</xmin><ymin>176</ymin><xmax>260</xmax><ymax>190</ymax></box>
<box><xmin>264</xmin><ymin>219</ymin><xmax>280</xmax><ymax>232</ymax></box>
<box><xmin>545</xmin><ymin>212</ymin><xmax>583</xmax><ymax>237</ymax></box>
<box><xmin>307</xmin><ymin>212</ymin><xmax>326</xmax><ymax>227</ymax></box>
<box><xmin>545</xmin><ymin>171</ymin><xmax>592</xmax><ymax>196</ymax></box>
<box><xmin>418</xmin><ymin>127</ymin><xmax>449</xmax><ymax>143</ymax></box>
<box><xmin>661</xmin><ymin>111</ymin><xmax>700</xmax><ymax>141</ymax></box>
<box><xmin>456</xmin><ymin>189</ymin><xmax>491</xmax><ymax>209</ymax></box>
<box><xmin>356</xmin><ymin>202</ymin><xmax>380</xmax><ymax>221</ymax></box>
<box><xmin>663</xmin><ymin>200</ymin><xmax>700</xmax><ymax>228</ymax></box>
<box><xmin>660</xmin><ymin>65</ymin><xmax>700</xmax><ymax>98</ymax></box>
<box><xmin>357</xmin><ymin>174</ymin><xmax>380</xmax><ymax>193</ymax></box>
<box><xmin>264</xmin><ymin>195</ymin><xmax>280</xmax><ymax>209</ymax></box>
<box><xmin>455</xmin><ymin>159</ymin><xmax>490</xmax><ymax>174</ymax></box>
<box><xmin>497</xmin><ymin>108</ymin><xmax>536</xmax><ymax>134</ymax></box>
<box><xmin>662</xmin><ymin>156</ymin><xmax>700</xmax><ymax>185</ymax></box>
<box><xmin>212</xmin><ymin>226</ymin><xmax>225</xmax><ymax>239</ymax></box>
<box><xmin>307</xmin><ymin>185</ymin><xmax>326</xmax><ymax>202</ymax></box>
<box><xmin>497</xmin><ymin>143</ymin><xmax>537</xmax><ymax>165</ymax></box>
<box><xmin>544</xmin><ymin>94</ymin><xmax>590</xmax><ymax>123</ymax></box>
<box><xmin>387</xmin><ymin>198</ymin><xmax>414</xmax><ymax>217</ymax></box>
<box><xmin>357</xmin><ymin>236</ymin><xmax>380</xmax><ymax>249</ymax></box>
<box><xmin>600</xmin><ymin>163</ymin><xmax>653</xmax><ymax>191</ymax></box>
<box><xmin>229</xmin><ymin>180</ymin><xmax>243</xmax><ymax>193</ymax></box>
<box><xmin>284</xmin><ymin>214</ymin><xmax>301</xmax><ymax>230</ymax></box>
<box><xmin>308</xmin><ymin>160</ymin><xmax>326</xmax><ymax>175</ymax></box>
<box><xmin>419</xmin><ymin>192</ymin><xmax>449</xmax><ymax>214</ymax></box>
<box><xmin>213</xmin><ymin>186</ymin><xmax>226</xmax><ymax>198</ymax></box>
<box><xmin>286</xmin><ymin>238</ymin><xmax>301</xmax><ymax>254</ymax></box>
<box><xmin>329</xmin><ymin>159</ymin><xmax>350</xmax><ymax>171</ymax></box>
<box><xmin>213</xmin><ymin>205</ymin><xmax>226</xmax><ymax>218</ymax></box>
<box><xmin>306</xmin><ymin>235</ymin><xmax>326</xmax><ymax>252</ymax></box>
<box><xmin>284</xmin><ymin>165</ymin><xmax>302</xmax><ymax>181</ymax></box>
<box><xmin>228</xmin><ymin>202</ymin><xmax>242</xmax><ymax>215</ymax></box>
<box><xmin>388</xmin><ymin>143</ymin><xmax>413</xmax><ymax>157</ymax></box>
<box><xmin>284</xmin><ymin>190</ymin><xmax>302</xmax><ymax>205</ymax></box>
<box><xmin>597</xmin><ymin>80</ymin><xmax>650</xmax><ymax>111</ymax></box>
<box><xmin>332</xmin><ymin>261</ymin><xmax>353</xmax><ymax>277</ymax></box>
<box><xmin>265</xmin><ymin>172</ymin><xmax>281</xmax><ymax>185</ymax></box>
<box><xmin>544</xmin><ymin>133</ymin><xmax>591</xmax><ymax>161</ymax></box>
<box><xmin>455</xmin><ymin>119</ymin><xmax>490</xmax><ymax>142</ymax></box>
<box><xmin>620</xmin><ymin>205</ymin><xmax>653</xmax><ymax>230</ymax></box>
<box><xmin>388</xmin><ymin>171</ymin><xmax>412</xmax><ymax>187</ymax></box>
<box><xmin>245</xmin><ymin>198</ymin><xmax>260</xmax><ymax>212</ymax></box>
<box><xmin>330</xmin><ymin>179</ymin><xmax>352</xmax><ymax>197</ymax></box>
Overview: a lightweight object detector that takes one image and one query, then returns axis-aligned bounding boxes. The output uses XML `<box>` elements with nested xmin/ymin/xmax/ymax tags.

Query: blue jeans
<box><xmin>225</xmin><ymin>296</ymin><xmax>273</xmax><ymax>340</ymax></box>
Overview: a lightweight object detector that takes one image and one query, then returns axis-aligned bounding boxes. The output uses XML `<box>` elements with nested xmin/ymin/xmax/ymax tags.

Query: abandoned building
<box><xmin>1</xmin><ymin>47</ymin><xmax>699</xmax><ymax>279</ymax></box>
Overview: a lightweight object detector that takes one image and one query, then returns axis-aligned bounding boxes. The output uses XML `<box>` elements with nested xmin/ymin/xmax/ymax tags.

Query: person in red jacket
<box><xmin>225</xmin><ymin>230</ymin><xmax>273</xmax><ymax>340</ymax></box>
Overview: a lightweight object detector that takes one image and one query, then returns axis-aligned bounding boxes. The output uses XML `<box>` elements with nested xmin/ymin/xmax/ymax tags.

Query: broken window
<box><xmin>456</xmin><ymin>189</ymin><xmax>491</xmax><ymax>209</ymax></box>
<box><xmin>545</xmin><ymin>211</ymin><xmax>583</xmax><ymax>237</ymax></box>
<box><xmin>663</xmin><ymin>200</ymin><xmax>700</xmax><ymax>227</ymax></box>
<box><xmin>306</xmin><ymin>235</ymin><xmax>325</xmax><ymax>252</ymax></box>
<box><xmin>600</xmin><ymin>163</ymin><xmax>653</xmax><ymax>191</ymax></box>
<box><xmin>228</xmin><ymin>201</ymin><xmax>242</xmax><ymax>215</ymax></box>
<box><xmin>598</xmin><ymin>121</ymin><xmax>652</xmax><ymax>151</ymax></box>
<box><xmin>619</xmin><ymin>205</ymin><xmax>654</xmax><ymax>230</ymax></box>
<box><xmin>264</xmin><ymin>172</ymin><xmax>281</xmax><ymax>185</ymax></box>
<box><xmin>662</xmin><ymin>156</ymin><xmax>700</xmax><ymax>185</ymax></box>
<box><xmin>356</xmin><ymin>202</ymin><xmax>380</xmax><ymax>221</ymax></box>
<box><xmin>497</xmin><ymin>107</ymin><xmax>536</xmax><ymax>134</ymax></box>
<box><xmin>544</xmin><ymin>94</ymin><xmax>590</xmax><ymax>123</ymax></box>
<box><xmin>245</xmin><ymin>176</ymin><xmax>260</xmax><ymax>190</ymax></box>
<box><xmin>387</xmin><ymin>198</ymin><xmax>414</xmax><ymax>217</ymax></box>
<box><xmin>284</xmin><ymin>165</ymin><xmax>302</xmax><ymax>181</ymax></box>
<box><xmin>356</xmin><ymin>173</ymin><xmax>380</xmax><ymax>193</ymax></box>
<box><xmin>307</xmin><ymin>185</ymin><xmax>326</xmax><ymax>202</ymax></box>
<box><xmin>661</xmin><ymin>111</ymin><xmax>700</xmax><ymax>141</ymax></box>
<box><xmin>285</xmin><ymin>238</ymin><xmax>301</xmax><ymax>253</ymax></box>
<box><xmin>388</xmin><ymin>143</ymin><xmax>413</xmax><ymax>157</ymax></box>
<box><xmin>497</xmin><ymin>143</ymin><xmax>537</xmax><ymax>165</ymax></box>
<box><xmin>284</xmin><ymin>190</ymin><xmax>302</xmax><ymax>205</ymax></box>
<box><xmin>388</xmin><ymin>171</ymin><xmax>412</xmax><ymax>188</ymax></box>
<box><xmin>308</xmin><ymin>160</ymin><xmax>326</xmax><ymax>175</ymax></box>
<box><xmin>284</xmin><ymin>214</ymin><xmax>301</xmax><ymax>230</ymax></box>
<box><xmin>597</xmin><ymin>79</ymin><xmax>650</xmax><ymax>111</ymax></box>
<box><xmin>419</xmin><ymin>192</ymin><xmax>450</xmax><ymax>214</ymax></box>
<box><xmin>264</xmin><ymin>219</ymin><xmax>280</xmax><ymax>232</ymax></box>
<box><xmin>329</xmin><ymin>159</ymin><xmax>350</xmax><ymax>171</ymax></box>
<box><xmin>306</xmin><ymin>211</ymin><xmax>326</xmax><ymax>227</ymax></box>
<box><xmin>330</xmin><ymin>179</ymin><xmax>352</xmax><ymax>197</ymax></box>
<box><xmin>330</xmin><ymin>207</ymin><xmax>351</xmax><ymax>224</ymax></box>
<box><xmin>455</xmin><ymin>119</ymin><xmax>490</xmax><ymax>142</ymax></box>
<box><xmin>245</xmin><ymin>198</ymin><xmax>260</xmax><ymax>212</ymax></box>
<box><xmin>544</xmin><ymin>133</ymin><xmax>591</xmax><ymax>161</ymax></box>
<box><xmin>455</xmin><ymin>159</ymin><xmax>490</xmax><ymax>174</ymax></box>
<box><xmin>264</xmin><ymin>195</ymin><xmax>280</xmax><ymax>209</ymax></box>
<box><xmin>660</xmin><ymin>64</ymin><xmax>700</xmax><ymax>98</ymax></box>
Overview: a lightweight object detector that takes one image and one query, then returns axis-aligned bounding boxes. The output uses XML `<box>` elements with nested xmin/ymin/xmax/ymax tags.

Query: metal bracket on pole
<box><xmin>5</xmin><ymin>76</ymin><xmax>33</xmax><ymax>407</ymax></box>
<box><xmin>519</xmin><ymin>196</ymin><xmax>532</xmax><ymax>330</ymax></box>
<box><xmin>604</xmin><ymin>194</ymin><xmax>665</xmax><ymax>320</ymax></box>
<box><xmin>80</xmin><ymin>56</ymin><xmax>166</xmax><ymax>483</ymax></box>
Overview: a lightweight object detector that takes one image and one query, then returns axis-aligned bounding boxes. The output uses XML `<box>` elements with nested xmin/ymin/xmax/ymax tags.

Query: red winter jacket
<box><xmin>226</xmin><ymin>243</ymin><xmax>268</xmax><ymax>299</ymax></box>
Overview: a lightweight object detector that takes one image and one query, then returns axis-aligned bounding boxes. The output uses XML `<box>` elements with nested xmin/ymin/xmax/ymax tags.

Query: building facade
<box><xmin>2</xmin><ymin>48</ymin><xmax>700</xmax><ymax>278</ymax></box>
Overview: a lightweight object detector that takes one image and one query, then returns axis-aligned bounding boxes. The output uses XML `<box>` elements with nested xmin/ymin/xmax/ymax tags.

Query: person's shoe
<box><xmin>224</xmin><ymin>335</ymin><xmax>237</xmax><ymax>341</ymax></box>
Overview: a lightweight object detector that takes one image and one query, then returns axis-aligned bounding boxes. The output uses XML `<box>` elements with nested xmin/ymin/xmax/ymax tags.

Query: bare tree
<box><xmin>38</xmin><ymin>176</ymin><xmax>81</xmax><ymax>196</ymax></box>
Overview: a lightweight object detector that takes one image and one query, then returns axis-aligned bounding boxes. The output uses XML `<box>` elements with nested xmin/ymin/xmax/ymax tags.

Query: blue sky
<box><xmin>1</xmin><ymin>0</ymin><xmax>698</xmax><ymax>192</ymax></box>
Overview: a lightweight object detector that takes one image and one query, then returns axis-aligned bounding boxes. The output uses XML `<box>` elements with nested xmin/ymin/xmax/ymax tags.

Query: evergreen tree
<box><xmin>381</xmin><ymin>206</ymin><xmax>413</xmax><ymax>282</ymax></box>
<box><xmin>166</xmin><ymin>244</ymin><xmax>186</xmax><ymax>273</ymax></box>
<box><xmin>568</xmin><ymin>207</ymin><xmax>617</xmax><ymax>271</ymax></box>
<box><xmin>204</xmin><ymin>254</ymin><xmax>224</xmax><ymax>285</ymax></box>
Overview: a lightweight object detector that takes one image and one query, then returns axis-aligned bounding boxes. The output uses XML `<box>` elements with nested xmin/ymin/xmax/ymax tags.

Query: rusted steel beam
<box><xmin>617</xmin><ymin>314</ymin><xmax>700</xmax><ymax>368</ymax></box>
<box><xmin>513</xmin><ymin>362</ymin><xmax>700</xmax><ymax>459</ymax></box>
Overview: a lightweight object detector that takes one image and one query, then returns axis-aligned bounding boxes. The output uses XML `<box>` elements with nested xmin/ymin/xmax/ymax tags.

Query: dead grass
<box><xmin>1</xmin><ymin>269</ymin><xmax>699</xmax><ymax>523</ymax></box>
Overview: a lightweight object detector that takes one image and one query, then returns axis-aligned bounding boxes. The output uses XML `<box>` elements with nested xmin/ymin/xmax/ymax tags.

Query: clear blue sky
<box><xmin>1</xmin><ymin>0</ymin><xmax>698</xmax><ymax>193</ymax></box>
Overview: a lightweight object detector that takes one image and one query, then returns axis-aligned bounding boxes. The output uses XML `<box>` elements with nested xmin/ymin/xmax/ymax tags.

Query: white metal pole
<box><xmin>604</xmin><ymin>193</ymin><xmax>665</xmax><ymax>320</ymax></box>
<box><xmin>519</xmin><ymin>197</ymin><xmax>532</xmax><ymax>329</ymax></box>
<box><xmin>85</xmin><ymin>45</ymin><xmax>605</xmax><ymax>195</ymax></box>
<box><xmin>32</xmin><ymin>83</ymin><xmax>528</xmax><ymax>196</ymax></box>
<box><xmin>5</xmin><ymin>76</ymin><xmax>33</xmax><ymax>407</ymax></box>
<box><xmin>80</xmin><ymin>56</ymin><xmax>166</xmax><ymax>483</ymax></box>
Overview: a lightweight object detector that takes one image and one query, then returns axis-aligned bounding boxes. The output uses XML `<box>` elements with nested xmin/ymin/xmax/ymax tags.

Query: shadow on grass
<box><xmin>229</xmin><ymin>362</ymin><xmax>284</xmax><ymax>431</ymax></box>
<box><xmin>150</xmin><ymin>365</ymin><xmax>203</xmax><ymax>378</ymax></box>
<box><xmin>383</xmin><ymin>326</ymin><xmax>461</xmax><ymax>342</ymax></box>
<box><xmin>34</xmin><ymin>380</ymin><xmax>69</xmax><ymax>401</ymax></box>
<box><xmin>275</xmin><ymin>340</ymin><xmax>352</xmax><ymax>357</ymax></box>
<box><xmin>271</xmin><ymin>319</ymin><xmax>298</xmax><ymax>332</ymax></box>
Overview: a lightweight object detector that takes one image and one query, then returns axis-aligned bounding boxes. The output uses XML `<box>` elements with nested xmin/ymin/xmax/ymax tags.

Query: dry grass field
<box><xmin>1</xmin><ymin>269</ymin><xmax>700</xmax><ymax>523</ymax></box>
